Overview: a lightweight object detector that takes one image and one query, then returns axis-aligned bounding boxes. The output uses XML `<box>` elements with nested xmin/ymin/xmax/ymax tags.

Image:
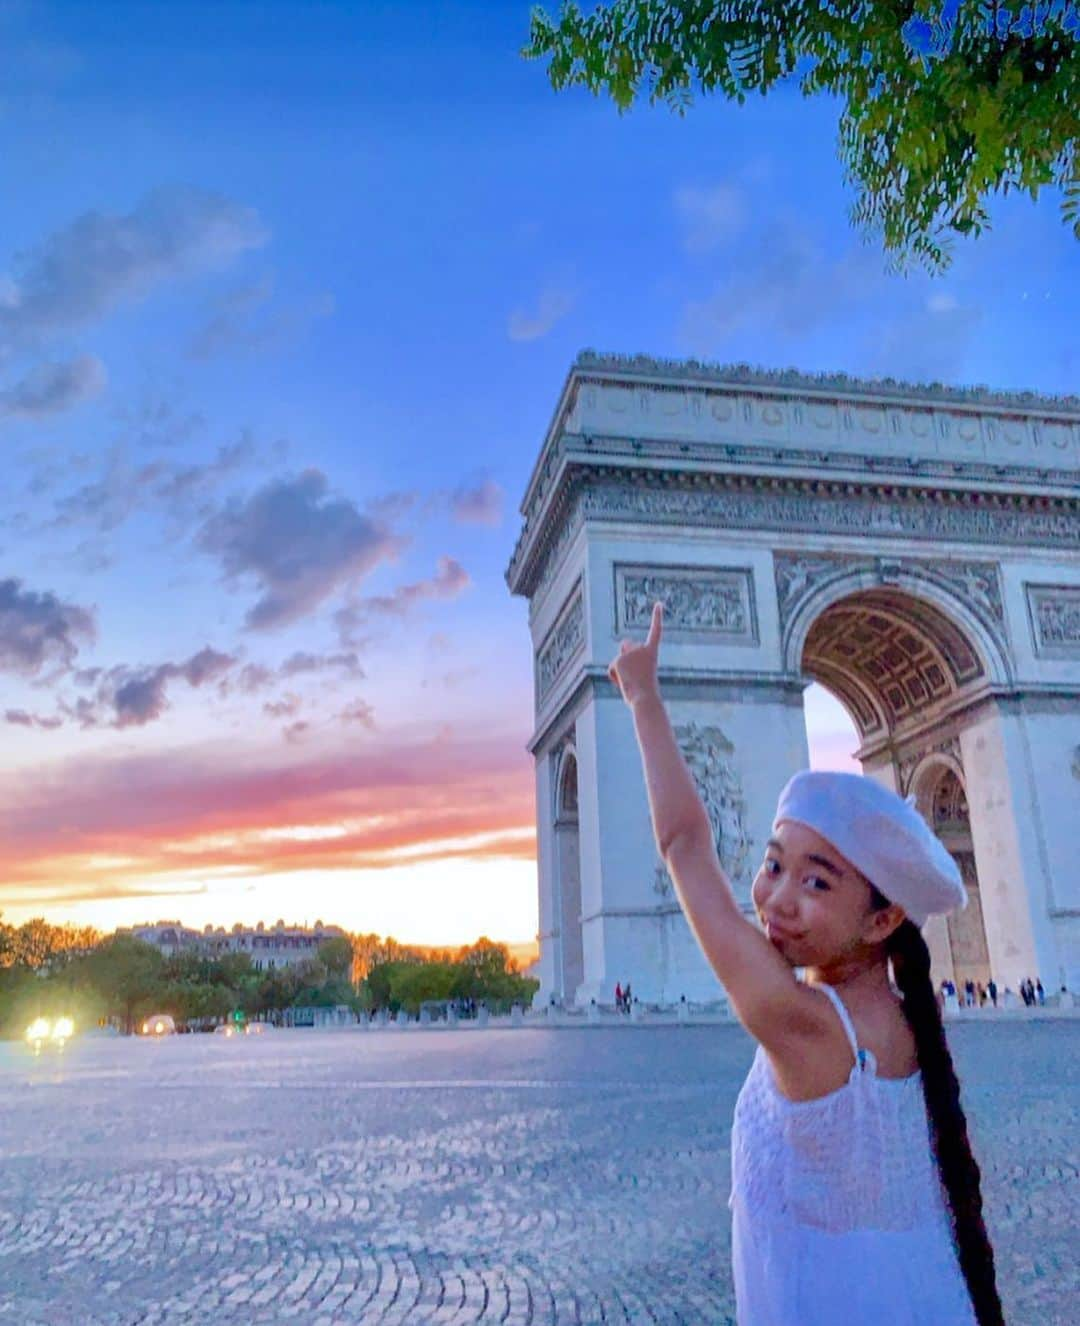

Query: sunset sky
<box><xmin>1</xmin><ymin>1</ymin><xmax>1076</xmax><ymax>944</ymax></box>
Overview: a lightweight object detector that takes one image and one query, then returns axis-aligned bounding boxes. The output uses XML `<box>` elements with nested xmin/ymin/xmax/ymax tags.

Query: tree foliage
<box><xmin>0</xmin><ymin>914</ymin><xmax>101</xmax><ymax>970</ymax></box>
<box><xmin>525</xmin><ymin>1</ymin><xmax>1080</xmax><ymax>268</ymax></box>
<box><xmin>0</xmin><ymin>925</ymin><xmax>538</xmax><ymax>1035</ymax></box>
<box><xmin>359</xmin><ymin>938</ymin><xmax>538</xmax><ymax>1015</ymax></box>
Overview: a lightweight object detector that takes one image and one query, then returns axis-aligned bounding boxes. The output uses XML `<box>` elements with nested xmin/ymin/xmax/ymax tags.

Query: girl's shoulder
<box><xmin>846</xmin><ymin>989</ymin><xmax>918</xmax><ymax>1080</ymax></box>
<box><xmin>766</xmin><ymin>984</ymin><xmax>916</xmax><ymax>1101</ymax></box>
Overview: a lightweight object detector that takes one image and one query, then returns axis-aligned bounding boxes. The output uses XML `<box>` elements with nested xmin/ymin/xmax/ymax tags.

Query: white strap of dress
<box><xmin>818</xmin><ymin>983</ymin><xmax>861</xmax><ymax>1064</ymax></box>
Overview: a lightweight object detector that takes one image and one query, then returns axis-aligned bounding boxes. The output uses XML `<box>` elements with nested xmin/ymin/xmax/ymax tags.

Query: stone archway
<box><xmin>795</xmin><ymin>581</ymin><xmax>998</xmax><ymax>988</ymax></box>
<box><xmin>553</xmin><ymin>747</ymin><xmax>584</xmax><ymax>1003</ymax></box>
<box><xmin>511</xmin><ymin>354</ymin><xmax>1080</xmax><ymax>1006</ymax></box>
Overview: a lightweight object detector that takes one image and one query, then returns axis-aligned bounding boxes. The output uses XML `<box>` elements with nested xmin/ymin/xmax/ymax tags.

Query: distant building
<box><xmin>123</xmin><ymin>921</ymin><xmax>202</xmax><ymax>955</ymax></box>
<box><xmin>122</xmin><ymin>919</ymin><xmax>347</xmax><ymax>973</ymax></box>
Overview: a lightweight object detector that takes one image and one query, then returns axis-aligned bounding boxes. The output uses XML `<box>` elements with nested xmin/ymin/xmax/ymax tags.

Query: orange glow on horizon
<box><xmin>0</xmin><ymin>729</ymin><xmax>538</xmax><ymax>941</ymax></box>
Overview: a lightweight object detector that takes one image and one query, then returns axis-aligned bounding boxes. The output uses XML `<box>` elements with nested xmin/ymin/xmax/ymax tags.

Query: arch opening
<box><xmin>802</xmin><ymin>587</ymin><xmax>986</xmax><ymax>746</ymax></box>
<box><xmin>553</xmin><ymin>748</ymin><xmax>583</xmax><ymax>1002</ymax></box>
<box><xmin>801</xmin><ymin>587</ymin><xmax>994</xmax><ymax>993</ymax></box>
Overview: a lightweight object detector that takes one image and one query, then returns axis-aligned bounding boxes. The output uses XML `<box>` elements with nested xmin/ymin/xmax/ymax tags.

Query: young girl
<box><xmin>609</xmin><ymin>604</ymin><xmax>1003</xmax><ymax>1326</ymax></box>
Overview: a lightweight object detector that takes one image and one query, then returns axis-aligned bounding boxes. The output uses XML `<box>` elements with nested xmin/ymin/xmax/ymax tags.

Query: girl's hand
<box><xmin>608</xmin><ymin>602</ymin><xmax>663</xmax><ymax>706</ymax></box>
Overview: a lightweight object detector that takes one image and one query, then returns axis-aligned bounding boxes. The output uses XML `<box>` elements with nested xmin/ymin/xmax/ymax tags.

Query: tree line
<box><xmin>0</xmin><ymin>915</ymin><xmax>537</xmax><ymax>1036</ymax></box>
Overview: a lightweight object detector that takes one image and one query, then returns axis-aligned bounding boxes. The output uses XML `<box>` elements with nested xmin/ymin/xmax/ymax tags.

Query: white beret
<box><xmin>773</xmin><ymin>770</ymin><xmax>966</xmax><ymax>926</ymax></box>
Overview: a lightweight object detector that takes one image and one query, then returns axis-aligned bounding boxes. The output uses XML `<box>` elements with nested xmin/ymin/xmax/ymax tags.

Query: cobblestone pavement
<box><xmin>0</xmin><ymin>1020</ymin><xmax>1075</xmax><ymax>1324</ymax></box>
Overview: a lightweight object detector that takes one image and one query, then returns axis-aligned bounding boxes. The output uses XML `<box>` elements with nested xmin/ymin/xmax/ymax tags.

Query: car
<box><xmin>141</xmin><ymin>1014</ymin><xmax>176</xmax><ymax>1036</ymax></box>
<box><xmin>25</xmin><ymin>1016</ymin><xmax>76</xmax><ymax>1052</ymax></box>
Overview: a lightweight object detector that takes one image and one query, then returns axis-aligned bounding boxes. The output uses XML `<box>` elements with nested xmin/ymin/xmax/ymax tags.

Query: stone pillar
<box><xmin>960</xmin><ymin>705</ymin><xmax>1057</xmax><ymax>991</ymax></box>
<box><xmin>922</xmin><ymin>914</ymin><xmax>954</xmax><ymax>990</ymax></box>
<box><xmin>571</xmin><ymin>677</ymin><xmax>809</xmax><ymax>1006</ymax></box>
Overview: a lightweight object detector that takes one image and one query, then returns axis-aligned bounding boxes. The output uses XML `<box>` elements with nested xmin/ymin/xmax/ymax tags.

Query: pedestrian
<box><xmin>609</xmin><ymin>603</ymin><xmax>1001</xmax><ymax>1326</ymax></box>
<box><xmin>615</xmin><ymin>980</ymin><xmax>623</xmax><ymax>1012</ymax></box>
<box><xmin>976</xmin><ymin>984</ymin><xmax>986</xmax><ymax>1008</ymax></box>
<box><xmin>1036</xmin><ymin>978</ymin><xmax>1045</xmax><ymax>1007</ymax></box>
<box><xmin>623</xmin><ymin>981</ymin><xmax>632</xmax><ymax>1014</ymax></box>
<box><xmin>987</xmin><ymin>979</ymin><xmax>997</xmax><ymax>1008</ymax></box>
<box><xmin>965</xmin><ymin>978</ymin><xmax>976</xmax><ymax>1009</ymax></box>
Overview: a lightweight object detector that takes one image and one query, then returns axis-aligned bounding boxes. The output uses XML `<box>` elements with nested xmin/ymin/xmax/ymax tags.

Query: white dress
<box><xmin>729</xmin><ymin>984</ymin><xmax>977</xmax><ymax>1325</ymax></box>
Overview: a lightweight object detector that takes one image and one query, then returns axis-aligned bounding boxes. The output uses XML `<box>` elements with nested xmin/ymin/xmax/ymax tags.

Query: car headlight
<box><xmin>51</xmin><ymin>1017</ymin><xmax>75</xmax><ymax>1041</ymax></box>
<box><xmin>25</xmin><ymin>1017</ymin><xmax>51</xmax><ymax>1042</ymax></box>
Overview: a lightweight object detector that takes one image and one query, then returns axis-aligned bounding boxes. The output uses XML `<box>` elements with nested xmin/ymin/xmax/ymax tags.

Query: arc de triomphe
<box><xmin>507</xmin><ymin>353</ymin><xmax>1080</xmax><ymax>1006</ymax></box>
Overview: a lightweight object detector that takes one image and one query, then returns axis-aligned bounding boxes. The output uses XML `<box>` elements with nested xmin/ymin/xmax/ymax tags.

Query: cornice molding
<box><xmin>573</xmin><ymin>350</ymin><xmax>1080</xmax><ymax>416</ymax></box>
<box><xmin>508</xmin><ymin>466</ymin><xmax>1079</xmax><ymax>601</ymax></box>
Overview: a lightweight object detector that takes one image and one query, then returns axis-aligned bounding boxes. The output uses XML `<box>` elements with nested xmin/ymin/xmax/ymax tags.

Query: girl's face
<box><xmin>750</xmin><ymin>819</ymin><xmax>898</xmax><ymax>971</ymax></box>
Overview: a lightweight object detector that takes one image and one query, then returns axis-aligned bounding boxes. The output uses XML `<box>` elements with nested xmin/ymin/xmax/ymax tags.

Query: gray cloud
<box><xmin>263</xmin><ymin>692</ymin><xmax>302</xmax><ymax>720</ymax></box>
<box><xmin>365</xmin><ymin>490</ymin><xmax>419</xmax><ymax>522</ymax></box>
<box><xmin>0</xmin><ymin>186</ymin><xmax>266</xmax><ymax>349</ymax></box>
<box><xmin>5</xmin><ymin>708</ymin><xmax>63</xmax><ymax>730</ymax></box>
<box><xmin>48</xmin><ymin>434</ymin><xmax>258</xmax><ymax>536</ymax></box>
<box><xmin>0</xmin><ymin>577</ymin><xmax>96</xmax><ymax>678</ymax></box>
<box><xmin>153</xmin><ymin>435</ymin><xmax>259</xmax><ymax>510</ymax></box>
<box><xmin>280</xmin><ymin>650</ymin><xmax>364</xmax><ymax>680</ymax></box>
<box><xmin>189</xmin><ymin>277</ymin><xmax>334</xmax><ymax>359</ymax></box>
<box><xmin>113</xmin><ymin>394</ymin><xmax>207</xmax><ymax>451</ymax></box>
<box><xmin>338</xmin><ymin>699</ymin><xmax>375</xmax><ymax>728</ymax></box>
<box><xmin>334</xmin><ymin>556</ymin><xmax>470</xmax><ymax>646</ymax></box>
<box><xmin>230</xmin><ymin>662</ymin><xmax>274</xmax><ymax>694</ymax></box>
<box><xmin>450</xmin><ymin>479</ymin><xmax>503</xmax><ymax>527</ymax></box>
<box><xmin>52</xmin><ymin>447</ymin><xmax>168</xmax><ymax>532</ymax></box>
<box><xmin>216</xmin><ymin>650</ymin><xmax>364</xmax><ymax>700</ymax></box>
<box><xmin>508</xmin><ymin>285</ymin><xmax>575</xmax><ymax>342</ymax></box>
<box><xmin>72</xmin><ymin>645</ymin><xmax>236</xmax><ymax>729</ymax></box>
<box><xmin>198</xmin><ymin>469</ymin><xmax>406</xmax><ymax>630</ymax></box>
<box><xmin>0</xmin><ymin>354</ymin><xmax>106</xmax><ymax>417</ymax></box>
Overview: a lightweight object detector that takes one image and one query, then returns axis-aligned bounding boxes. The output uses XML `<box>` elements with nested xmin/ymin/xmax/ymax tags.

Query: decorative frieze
<box><xmin>1026</xmin><ymin>584</ymin><xmax>1080</xmax><ymax>656</ymax></box>
<box><xmin>537</xmin><ymin>583</ymin><xmax>585</xmax><ymax>705</ymax></box>
<box><xmin>581</xmin><ymin>477</ymin><xmax>1077</xmax><ymax>551</ymax></box>
<box><xmin>654</xmin><ymin>723</ymin><xmax>752</xmax><ymax>903</ymax></box>
<box><xmin>512</xmin><ymin>470</ymin><xmax>1077</xmax><ymax>602</ymax></box>
<box><xmin>615</xmin><ymin>564</ymin><xmax>757</xmax><ymax>644</ymax></box>
<box><xmin>773</xmin><ymin>552</ymin><xmax>1005</xmax><ymax>637</ymax></box>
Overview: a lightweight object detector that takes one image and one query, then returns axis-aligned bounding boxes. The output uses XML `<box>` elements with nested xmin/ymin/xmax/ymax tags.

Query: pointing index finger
<box><xmin>647</xmin><ymin>601</ymin><xmax>663</xmax><ymax>651</ymax></box>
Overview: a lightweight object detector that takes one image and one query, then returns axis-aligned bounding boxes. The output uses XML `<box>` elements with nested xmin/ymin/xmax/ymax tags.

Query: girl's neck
<box><xmin>805</xmin><ymin>950</ymin><xmax>893</xmax><ymax>998</ymax></box>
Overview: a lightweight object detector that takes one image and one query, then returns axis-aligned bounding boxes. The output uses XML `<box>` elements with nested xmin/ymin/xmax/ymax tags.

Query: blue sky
<box><xmin>0</xmin><ymin>0</ymin><xmax>1076</xmax><ymax>941</ymax></box>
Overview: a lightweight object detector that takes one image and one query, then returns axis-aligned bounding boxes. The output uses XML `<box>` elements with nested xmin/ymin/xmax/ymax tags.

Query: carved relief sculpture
<box><xmin>655</xmin><ymin>723</ymin><xmax>751</xmax><ymax>904</ymax></box>
<box><xmin>616</xmin><ymin>564</ymin><xmax>756</xmax><ymax>642</ymax></box>
<box><xmin>537</xmin><ymin>585</ymin><xmax>585</xmax><ymax>703</ymax></box>
<box><xmin>1026</xmin><ymin>584</ymin><xmax>1080</xmax><ymax>655</ymax></box>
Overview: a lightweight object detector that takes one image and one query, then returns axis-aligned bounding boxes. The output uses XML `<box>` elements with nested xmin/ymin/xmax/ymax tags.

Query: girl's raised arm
<box><xmin>609</xmin><ymin>603</ymin><xmax>822</xmax><ymax>1050</ymax></box>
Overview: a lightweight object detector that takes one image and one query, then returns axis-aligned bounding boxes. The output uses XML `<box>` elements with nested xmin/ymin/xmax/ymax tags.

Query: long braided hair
<box><xmin>870</xmin><ymin>893</ymin><xmax>1004</xmax><ymax>1325</ymax></box>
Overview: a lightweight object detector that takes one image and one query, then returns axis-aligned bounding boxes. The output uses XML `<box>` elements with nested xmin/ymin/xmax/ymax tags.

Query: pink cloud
<box><xmin>0</xmin><ymin>728</ymin><xmax>535</xmax><ymax>907</ymax></box>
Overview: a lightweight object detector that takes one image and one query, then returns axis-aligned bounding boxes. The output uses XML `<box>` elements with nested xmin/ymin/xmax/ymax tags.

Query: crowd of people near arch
<box><xmin>940</xmin><ymin>976</ymin><xmax>1047</xmax><ymax>1009</ymax></box>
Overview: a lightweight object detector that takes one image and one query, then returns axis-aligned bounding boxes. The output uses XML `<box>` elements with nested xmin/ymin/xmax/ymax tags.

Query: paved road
<box><xmin>0</xmin><ymin>1021</ymin><xmax>1075</xmax><ymax>1324</ymax></box>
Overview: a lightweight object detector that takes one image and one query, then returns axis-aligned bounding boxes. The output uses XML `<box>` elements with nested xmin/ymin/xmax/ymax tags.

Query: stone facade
<box><xmin>508</xmin><ymin>354</ymin><xmax>1080</xmax><ymax>1007</ymax></box>
<box><xmin>126</xmin><ymin>919</ymin><xmax>347</xmax><ymax>973</ymax></box>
